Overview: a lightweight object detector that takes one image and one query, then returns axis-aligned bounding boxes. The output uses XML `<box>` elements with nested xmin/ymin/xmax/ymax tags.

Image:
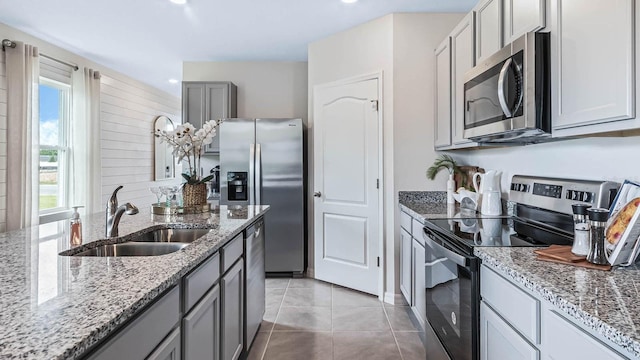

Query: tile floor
<box><xmin>247</xmin><ymin>278</ymin><xmax>426</xmax><ymax>360</ymax></box>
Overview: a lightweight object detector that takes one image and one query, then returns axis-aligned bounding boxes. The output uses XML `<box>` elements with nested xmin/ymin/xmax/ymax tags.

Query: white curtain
<box><xmin>72</xmin><ymin>68</ymin><xmax>101</xmax><ymax>215</ymax></box>
<box><xmin>5</xmin><ymin>42</ymin><xmax>40</xmax><ymax>231</ymax></box>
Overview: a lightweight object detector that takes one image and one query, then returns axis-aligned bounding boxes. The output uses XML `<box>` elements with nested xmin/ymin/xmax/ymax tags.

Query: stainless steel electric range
<box><xmin>422</xmin><ymin>175</ymin><xmax>619</xmax><ymax>360</ymax></box>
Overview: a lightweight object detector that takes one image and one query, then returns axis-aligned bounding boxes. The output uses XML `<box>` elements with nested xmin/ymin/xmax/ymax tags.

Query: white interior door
<box><xmin>313</xmin><ymin>77</ymin><xmax>380</xmax><ymax>295</ymax></box>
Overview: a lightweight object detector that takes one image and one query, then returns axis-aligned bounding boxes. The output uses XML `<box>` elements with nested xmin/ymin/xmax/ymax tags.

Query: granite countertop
<box><xmin>0</xmin><ymin>205</ymin><xmax>269</xmax><ymax>359</ymax></box>
<box><xmin>398</xmin><ymin>191</ymin><xmax>456</xmax><ymax>222</ymax></box>
<box><xmin>398</xmin><ymin>191</ymin><xmax>507</xmax><ymax>222</ymax></box>
<box><xmin>476</xmin><ymin>247</ymin><xmax>640</xmax><ymax>359</ymax></box>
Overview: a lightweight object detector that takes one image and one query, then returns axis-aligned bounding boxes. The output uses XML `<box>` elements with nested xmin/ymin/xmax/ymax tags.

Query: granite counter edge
<box><xmin>398</xmin><ymin>202</ymin><xmax>427</xmax><ymax>224</ymax></box>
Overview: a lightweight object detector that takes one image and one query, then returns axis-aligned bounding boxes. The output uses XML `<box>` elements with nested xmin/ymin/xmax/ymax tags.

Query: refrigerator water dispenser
<box><xmin>227</xmin><ymin>172</ymin><xmax>248</xmax><ymax>201</ymax></box>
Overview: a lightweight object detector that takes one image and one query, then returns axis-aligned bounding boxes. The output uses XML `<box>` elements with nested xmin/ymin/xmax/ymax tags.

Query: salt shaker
<box><xmin>586</xmin><ymin>208</ymin><xmax>610</xmax><ymax>265</ymax></box>
<box><xmin>571</xmin><ymin>204</ymin><xmax>591</xmax><ymax>256</ymax></box>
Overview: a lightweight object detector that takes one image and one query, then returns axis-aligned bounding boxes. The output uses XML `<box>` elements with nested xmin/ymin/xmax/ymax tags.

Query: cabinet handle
<box><xmin>314</xmin><ymin>192</ymin><xmax>322</xmax><ymax>198</ymax></box>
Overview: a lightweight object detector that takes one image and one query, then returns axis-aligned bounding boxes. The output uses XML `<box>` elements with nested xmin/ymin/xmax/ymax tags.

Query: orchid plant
<box><xmin>155</xmin><ymin>119</ymin><xmax>222</xmax><ymax>185</ymax></box>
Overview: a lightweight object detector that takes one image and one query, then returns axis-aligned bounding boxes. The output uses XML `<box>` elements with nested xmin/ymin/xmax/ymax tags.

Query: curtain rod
<box><xmin>2</xmin><ymin>38</ymin><xmax>79</xmax><ymax>71</ymax></box>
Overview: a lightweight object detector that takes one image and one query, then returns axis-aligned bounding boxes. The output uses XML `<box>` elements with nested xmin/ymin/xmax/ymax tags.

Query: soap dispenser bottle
<box><xmin>70</xmin><ymin>206</ymin><xmax>84</xmax><ymax>246</ymax></box>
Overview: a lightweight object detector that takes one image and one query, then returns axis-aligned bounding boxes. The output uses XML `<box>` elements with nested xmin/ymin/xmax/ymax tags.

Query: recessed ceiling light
<box><xmin>342</xmin><ymin>0</ymin><xmax>358</xmax><ymax>3</ymax></box>
<box><xmin>170</xmin><ymin>0</ymin><xmax>187</xmax><ymax>4</ymax></box>
<box><xmin>169</xmin><ymin>79</ymin><xmax>179</xmax><ymax>84</ymax></box>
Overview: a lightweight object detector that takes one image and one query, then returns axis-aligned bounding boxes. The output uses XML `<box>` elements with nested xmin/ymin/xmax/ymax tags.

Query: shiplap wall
<box><xmin>0</xmin><ymin>54</ymin><xmax>7</xmax><ymax>232</ymax></box>
<box><xmin>100</xmin><ymin>74</ymin><xmax>181</xmax><ymax>213</ymax></box>
<box><xmin>0</xmin><ymin>22</ymin><xmax>181</xmax><ymax>229</ymax></box>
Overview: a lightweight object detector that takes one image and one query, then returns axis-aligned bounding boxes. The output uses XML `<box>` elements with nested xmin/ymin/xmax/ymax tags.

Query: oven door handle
<box><xmin>423</xmin><ymin>228</ymin><xmax>468</xmax><ymax>267</ymax></box>
<box><xmin>497</xmin><ymin>58</ymin><xmax>514</xmax><ymax>118</ymax></box>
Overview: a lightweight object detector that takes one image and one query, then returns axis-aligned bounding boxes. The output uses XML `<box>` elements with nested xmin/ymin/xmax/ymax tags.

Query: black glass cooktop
<box><xmin>425</xmin><ymin>217</ymin><xmax>545</xmax><ymax>249</ymax></box>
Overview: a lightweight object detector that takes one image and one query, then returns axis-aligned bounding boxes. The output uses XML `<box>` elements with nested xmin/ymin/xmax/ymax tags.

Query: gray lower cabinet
<box><xmin>222</xmin><ymin>259</ymin><xmax>244</xmax><ymax>360</ymax></box>
<box><xmin>83</xmin><ymin>220</ymin><xmax>263</xmax><ymax>360</ymax></box>
<box><xmin>480</xmin><ymin>302</ymin><xmax>538</xmax><ymax>360</ymax></box>
<box><xmin>147</xmin><ymin>328</ymin><xmax>181</xmax><ymax>360</ymax></box>
<box><xmin>399</xmin><ymin>228</ymin><xmax>412</xmax><ymax>305</ymax></box>
<box><xmin>411</xmin><ymin>238</ymin><xmax>426</xmax><ymax>328</ymax></box>
<box><xmin>183</xmin><ymin>284</ymin><xmax>220</xmax><ymax>360</ymax></box>
<box><xmin>87</xmin><ymin>286</ymin><xmax>181</xmax><ymax>360</ymax></box>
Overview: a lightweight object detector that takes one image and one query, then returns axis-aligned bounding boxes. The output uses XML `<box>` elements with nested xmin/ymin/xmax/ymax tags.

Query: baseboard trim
<box><xmin>383</xmin><ymin>292</ymin><xmax>406</xmax><ymax>305</ymax></box>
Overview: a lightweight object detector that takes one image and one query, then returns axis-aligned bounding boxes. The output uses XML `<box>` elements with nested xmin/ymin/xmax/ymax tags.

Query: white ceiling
<box><xmin>0</xmin><ymin>0</ymin><xmax>476</xmax><ymax>96</ymax></box>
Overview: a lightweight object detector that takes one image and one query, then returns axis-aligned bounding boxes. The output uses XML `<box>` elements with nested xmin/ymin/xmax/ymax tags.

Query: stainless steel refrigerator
<box><xmin>219</xmin><ymin>118</ymin><xmax>305</xmax><ymax>275</ymax></box>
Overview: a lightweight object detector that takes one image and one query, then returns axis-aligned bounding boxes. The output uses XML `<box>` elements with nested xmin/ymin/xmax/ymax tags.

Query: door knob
<box><xmin>314</xmin><ymin>192</ymin><xmax>322</xmax><ymax>198</ymax></box>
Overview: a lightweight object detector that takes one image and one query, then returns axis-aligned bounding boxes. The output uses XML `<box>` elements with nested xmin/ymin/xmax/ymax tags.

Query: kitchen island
<box><xmin>0</xmin><ymin>205</ymin><xmax>269</xmax><ymax>359</ymax></box>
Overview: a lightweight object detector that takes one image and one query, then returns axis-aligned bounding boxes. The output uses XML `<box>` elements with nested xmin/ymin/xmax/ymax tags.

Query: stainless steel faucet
<box><xmin>106</xmin><ymin>185</ymin><xmax>139</xmax><ymax>237</ymax></box>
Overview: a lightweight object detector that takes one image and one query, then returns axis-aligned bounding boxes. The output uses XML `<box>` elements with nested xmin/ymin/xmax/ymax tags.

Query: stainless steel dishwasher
<box><xmin>244</xmin><ymin>218</ymin><xmax>265</xmax><ymax>350</ymax></box>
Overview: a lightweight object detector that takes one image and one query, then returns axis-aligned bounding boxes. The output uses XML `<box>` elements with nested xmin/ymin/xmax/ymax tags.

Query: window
<box><xmin>38</xmin><ymin>77</ymin><xmax>71</xmax><ymax>223</ymax></box>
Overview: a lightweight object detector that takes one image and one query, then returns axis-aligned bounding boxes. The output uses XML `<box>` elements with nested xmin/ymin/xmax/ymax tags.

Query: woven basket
<box><xmin>183</xmin><ymin>183</ymin><xmax>207</xmax><ymax>206</ymax></box>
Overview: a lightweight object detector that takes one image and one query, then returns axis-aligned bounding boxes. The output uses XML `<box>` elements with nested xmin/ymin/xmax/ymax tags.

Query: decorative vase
<box><xmin>447</xmin><ymin>173</ymin><xmax>455</xmax><ymax>204</ymax></box>
<box><xmin>183</xmin><ymin>183</ymin><xmax>207</xmax><ymax>207</ymax></box>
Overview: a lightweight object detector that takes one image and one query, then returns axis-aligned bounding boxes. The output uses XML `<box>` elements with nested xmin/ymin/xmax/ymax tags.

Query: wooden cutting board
<box><xmin>534</xmin><ymin>245</ymin><xmax>585</xmax><ymax>262</ymax></box>
<box><xmin>534</xmin><ymin>245</ymin><xmax>612</xmax><ymax>271</ymax></box>
<box><xmin>455</xmin><ymin>166</ymin><xmax>484</xmax><ymax>191</ymax></box>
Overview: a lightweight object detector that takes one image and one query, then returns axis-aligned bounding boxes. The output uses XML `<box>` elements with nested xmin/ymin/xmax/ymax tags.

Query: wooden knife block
<box><xmin>455</xmin><ymin>166</ymin><xmax>484</xmax><ymax>191</ymax></box>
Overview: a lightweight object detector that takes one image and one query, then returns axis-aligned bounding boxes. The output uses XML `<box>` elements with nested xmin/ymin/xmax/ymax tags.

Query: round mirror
<box><xmin>154</xmin><ymin>115</ymin><xmax>176</xmax><ymax>180</ymax></box>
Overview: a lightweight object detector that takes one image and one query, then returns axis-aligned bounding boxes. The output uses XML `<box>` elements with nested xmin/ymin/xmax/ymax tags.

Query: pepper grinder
<box><xmin>586</xmin><ymin>208</ymin><xmax>610</xmax><ymax>265</ymax></box>
<box><xmin>571</xmin><ymin>204</ymin><xmax>591</xmax><ymax>256</ymax></box>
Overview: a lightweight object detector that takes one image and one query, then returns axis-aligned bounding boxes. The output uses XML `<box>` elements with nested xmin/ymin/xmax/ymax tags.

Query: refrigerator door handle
<box><xmin>249</xmin><ymin>143</ymin><xmax>255</xmax><ymax>205</ymax></box>
<box><xmin>256</xmin><ymin>143</ymin><xmax>262</xmax><ymax>205</ymax></box>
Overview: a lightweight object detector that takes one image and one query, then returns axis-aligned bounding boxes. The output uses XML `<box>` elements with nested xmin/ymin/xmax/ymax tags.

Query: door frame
<box><xmin>312</xmin><ymin>71</ymin><xmax>384</xmax><ymax>300</ymax></box>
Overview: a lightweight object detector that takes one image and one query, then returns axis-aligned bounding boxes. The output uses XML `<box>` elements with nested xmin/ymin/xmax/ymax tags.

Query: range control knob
<box><xmin>583</xmin><ymin>192</ymin><xmax>593</xmax><ymax>203</ymax></box>
<box><xmin>572</xmin><ymin>191</ymin><xmax>581</xmax><ymax>200</ymax></box>
<box><xmin>566</xmin><ymin>190</ymin><xmax>572</xmax><ymax>199</ymax></box>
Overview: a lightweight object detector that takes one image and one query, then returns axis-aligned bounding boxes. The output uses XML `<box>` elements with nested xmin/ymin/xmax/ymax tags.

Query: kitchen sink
<box><xmin>130</xmin><ymin>228</ymin><xmax>211</xmax><ymax>243</ymax></box>
<box><xmin>67</xmin><ymin>228</ymin><xmax>212</xmax><ymax>257</ymax></box>
<box><xmin>72</xmin><ymin>242</ymin><xmax>188</xmax><ymax>257</ymax></box>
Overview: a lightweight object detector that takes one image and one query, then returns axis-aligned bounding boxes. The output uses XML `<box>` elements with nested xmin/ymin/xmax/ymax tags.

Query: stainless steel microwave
<box><xmin>463</xmin><ymin>32</ymin><xmax>550</xmax><ymax>143</ymax></box>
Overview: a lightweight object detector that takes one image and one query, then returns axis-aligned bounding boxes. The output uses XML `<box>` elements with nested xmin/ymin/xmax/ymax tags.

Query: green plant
<box><xmin>426</xmin><ymin>155</ymin><xmax>476</xmax><ymax>191</ymax></box>
<box><xmin>182</xmin><ymin>172</ymin><xmax>214</xmax><ymax>185</ymax></box>
<box><xmin>426</xmin><ymin>155</ymin><xmax>460</xmax><ymax>180</ymax></box>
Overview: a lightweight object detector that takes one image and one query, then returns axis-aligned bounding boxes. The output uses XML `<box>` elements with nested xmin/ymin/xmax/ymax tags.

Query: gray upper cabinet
<box><xmin>503</xmin><ymin>0</ymin><xmax>546</xmax><ymax>43</ymax></box>
<box><xmin>474</xmin><ymin>0</ymin><xmax>503</xmax><ymax>63</ymax></box>
<box><xmin>182</xmin><ymin>81</ymin><xmax>237</xmax><ymax>154</ymax></box>
<box><xmin>183</xmin><ymin>285</ymin><xmax>220</xmax><ymax>360</ymax></box>
<box><xmin>551</xmin><ymin>0</ymin><xmax>635</xmax><ymax>136</ymax></box>
<box><xmin>221</xmin><ymin>259</ymin><xmax>244</xmax><ymax>360</ymax></box>
<box><xmin>451</xmin><ymin>13</ymin><xmax>478</xmax><ymax>147</ymax></box>
<box><xmin>434</xmin><ymin>37</ymin><xmax>452</xmax><ymax>149</ymax></box>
